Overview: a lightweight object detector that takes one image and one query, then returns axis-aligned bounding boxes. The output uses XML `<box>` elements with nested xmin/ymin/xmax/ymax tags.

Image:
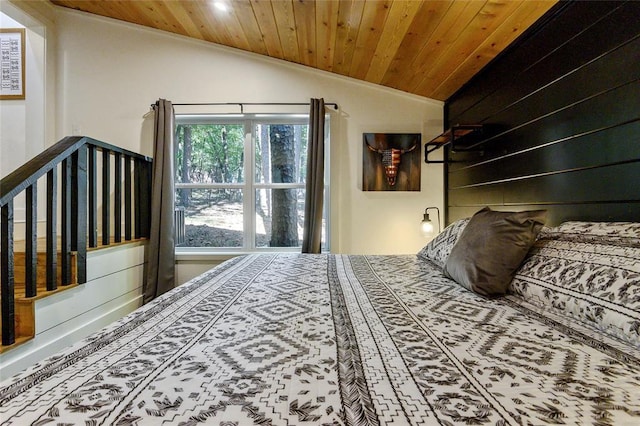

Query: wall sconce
<box><xmin>421</xmin><ymin>207</ymin><xmax>441</xmax><ymax>237</ymax></box>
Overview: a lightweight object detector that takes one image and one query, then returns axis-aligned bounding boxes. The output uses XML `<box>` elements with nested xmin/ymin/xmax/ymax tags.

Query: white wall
<box><xmin>0</xmin><ymin>11</ymin><xmax>27</xmax><ymax>180</ymax></box>
<box><xmin>0</xmin><ymin>7</ymin><xmax>47</xmax><ymax>225</ymax></box>
<box><xmin>0</xmin><ymin>8</ymin><xmax>46</xmax><ymax>173</ymax></box>
<box><xmin>52</xmin><ymin>7</ymin><xmax>444</xmax><ymax>255</ymax></box>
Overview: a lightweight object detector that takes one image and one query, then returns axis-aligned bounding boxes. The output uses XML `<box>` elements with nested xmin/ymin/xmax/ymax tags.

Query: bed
<box><xmin>1</xmin><ymin>209</ymin><xmax>639</xmax><ymax>425</ymax></box>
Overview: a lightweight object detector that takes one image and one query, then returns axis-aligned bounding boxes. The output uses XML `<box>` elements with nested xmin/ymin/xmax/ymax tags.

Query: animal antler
<box><xmin>365</xmin><ymin>141</ymin><xmax>417</xmax><ymax>154</ymax></box>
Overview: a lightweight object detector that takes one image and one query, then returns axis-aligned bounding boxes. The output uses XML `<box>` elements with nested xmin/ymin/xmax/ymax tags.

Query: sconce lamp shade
<box><xmin>421</xmin><ymin>207</ymin><xmax>440</xmax><ymax>237</ymax></box>
<box><xmin>421</xmin><ymin>216</ymin><xmax>435</xmax><ymax>236</ymax></box>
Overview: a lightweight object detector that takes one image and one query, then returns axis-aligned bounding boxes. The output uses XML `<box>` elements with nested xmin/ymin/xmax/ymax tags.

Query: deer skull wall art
<box><xmin>362</xmin><ymin>133</ymin><xmax>421</xmax><ymax>191</ymax></box>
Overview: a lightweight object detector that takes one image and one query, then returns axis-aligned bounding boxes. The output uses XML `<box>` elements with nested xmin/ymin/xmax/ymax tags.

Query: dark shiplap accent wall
<box><xmin>444</xmin><ymin>0</ymin><xmax>640</xmax><ymax>226</ymax></box>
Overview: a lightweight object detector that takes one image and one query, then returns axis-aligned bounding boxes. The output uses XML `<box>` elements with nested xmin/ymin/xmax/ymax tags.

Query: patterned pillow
<box><xmin>417</xmin><ymin>218</ymin><xmax>470</xmax><ymax>268</ymax></box>
<box><xmin>510</xmin><ymin>221</ymin><xmax>640</xmax><ymax>346</ymax></box>
<box><xmin>543</xmin><ymin>221</ymin><xmax>640</xmax><ymax>246</ymax></box>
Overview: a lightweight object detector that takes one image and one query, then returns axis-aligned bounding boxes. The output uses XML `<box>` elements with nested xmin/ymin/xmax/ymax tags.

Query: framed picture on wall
<box><xmin>0</xmin><ymin>28</ymin><xmax>26</xmax><ymax>100</ymax></box>
<box><xmin>363</xmin><ymin>133</ymin><xmax>421</xmax><ymax>191</ymax></box>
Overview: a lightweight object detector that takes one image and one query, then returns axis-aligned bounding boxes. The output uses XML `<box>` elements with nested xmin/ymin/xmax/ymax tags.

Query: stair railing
<box><xmin>0</xmin><ymin>136</ymin><xmax>153</xmax><ymax>346</ymax></box>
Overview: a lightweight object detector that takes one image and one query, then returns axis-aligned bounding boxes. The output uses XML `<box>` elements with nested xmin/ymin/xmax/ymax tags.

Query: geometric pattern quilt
<box><xmin>1</xmin><ymin>254</ymin><xmax>639</xmax><ymax>425</ymax></box>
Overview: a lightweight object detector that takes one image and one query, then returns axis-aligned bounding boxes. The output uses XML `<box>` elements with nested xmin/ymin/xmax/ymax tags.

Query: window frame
<box><xmin>174</xmin><ymin>113</ymin><xmax>329</xmax><ymax>253</ymax></box>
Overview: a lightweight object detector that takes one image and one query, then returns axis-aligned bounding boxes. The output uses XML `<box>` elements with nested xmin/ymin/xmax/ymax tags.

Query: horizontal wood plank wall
<box><xmin>444</xmin><ymin>0</ymin><xmax>640</xmax><ymax>226</ymax></box>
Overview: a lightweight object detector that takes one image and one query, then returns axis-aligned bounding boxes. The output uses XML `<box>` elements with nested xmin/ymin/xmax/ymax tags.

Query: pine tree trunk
<box><xmin>269</xmin><ymin>125</ymin><xmax>298</xmax><ymax>247</ymax></box>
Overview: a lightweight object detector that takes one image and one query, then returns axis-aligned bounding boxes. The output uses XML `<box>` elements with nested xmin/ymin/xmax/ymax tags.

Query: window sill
<box><xmin>175</xmin><ymin>252</ymin><xmax>243</xmax><ymax>262</ymax></box>
<box><xmin>175</xmin><ymin>248</ymin><xmax>308</xmax><ymax>262</ymax></box>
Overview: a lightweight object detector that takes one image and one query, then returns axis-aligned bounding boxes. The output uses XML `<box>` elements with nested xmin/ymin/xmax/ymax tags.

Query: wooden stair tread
<box><xmin>11</xmin><ymin>236</ymin><xmax>147</xmax><ymax>252</ymax></box>
<box><xmin>3</xmin><ymin>249</ymin><xmax>75</xmax><ymax>351</ymax></box>
<box><xmin>11</xmin><ymin>283</ymin><xmax>78</xmax><ymax>300</ymax></box>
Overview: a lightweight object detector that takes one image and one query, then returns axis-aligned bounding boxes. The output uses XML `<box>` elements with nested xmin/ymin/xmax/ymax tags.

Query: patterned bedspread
<box><xmin>1</xmin><ymin>254</ymin><xmax>639</xmax><ymax>425</ymax></box>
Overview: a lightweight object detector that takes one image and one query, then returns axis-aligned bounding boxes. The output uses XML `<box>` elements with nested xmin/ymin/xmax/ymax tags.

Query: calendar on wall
<box><xmin>0</xmin><ymin>28</ymin><xmax>25</xmax><ymax>100</ymax></box>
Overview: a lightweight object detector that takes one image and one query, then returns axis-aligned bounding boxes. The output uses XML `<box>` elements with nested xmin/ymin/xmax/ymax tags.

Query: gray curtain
<box><xmin>302</xmin><ymin>98</ymin><xmax>325</xmax><ymax>253</ymax></box>
<box><xmin>144</xmin><ymin>99</ymin><xmax>176</xmax><ymax>303</ymax></box>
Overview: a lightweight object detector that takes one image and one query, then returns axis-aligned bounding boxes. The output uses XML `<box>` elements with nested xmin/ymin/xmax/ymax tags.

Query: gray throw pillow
<box><xmin>443</xmin><ymin>207</ymin><xmax>546</xmax><ymax>296</ymax></box>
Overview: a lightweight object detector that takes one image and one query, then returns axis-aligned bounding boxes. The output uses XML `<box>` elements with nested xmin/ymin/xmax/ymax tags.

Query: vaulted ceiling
<box><xmin>50</xmin><ymin>0</ymin><xmax>558</xmax><ymax>101</ymax></box>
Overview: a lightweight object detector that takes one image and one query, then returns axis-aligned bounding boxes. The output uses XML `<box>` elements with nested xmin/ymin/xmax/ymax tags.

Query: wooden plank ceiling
<box><xmin>50</xmin><ymin>0</ymin><xmax>558</xmax><ymax>101</ymax></box>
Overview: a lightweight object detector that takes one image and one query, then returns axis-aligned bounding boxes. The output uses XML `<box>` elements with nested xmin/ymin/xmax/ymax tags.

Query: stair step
<box><xmin>12</xmin><ymin>252</ymin><xmax>77</xmax><ymax>287</ymax></box>
<box><xmin>0</xmin><ymin>297</ymin><xmax>35</xmax><ymax>353</ymax></box>
<box><xmin>0</xmin><ymin>283</ymin><xmax>80</xmax><ymax>355</ymax></box>
<box><xmin>1</xmin><ymin>251</ymin><xmax>79</xmax><ymax>354</ymax></box>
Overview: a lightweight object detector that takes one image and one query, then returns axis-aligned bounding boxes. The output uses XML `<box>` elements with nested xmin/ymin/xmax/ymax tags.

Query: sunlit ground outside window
<box><xmin>176</xmin><ymin>188</ymin><xmax>244</xmax><ymax>248</ymax></box>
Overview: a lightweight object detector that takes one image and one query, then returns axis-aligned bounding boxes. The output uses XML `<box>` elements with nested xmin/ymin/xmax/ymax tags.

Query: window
<box><xmin>175</xmin><ymin>114</ymin><xmax>329</xmax><ymax>251</ymax></box>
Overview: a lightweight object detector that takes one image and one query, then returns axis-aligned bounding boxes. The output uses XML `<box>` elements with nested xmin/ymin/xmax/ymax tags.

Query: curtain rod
<box><xmin>151</xmin><ymin>101</ymin><xmax>338</xmax><ymax>113</ymax></box>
